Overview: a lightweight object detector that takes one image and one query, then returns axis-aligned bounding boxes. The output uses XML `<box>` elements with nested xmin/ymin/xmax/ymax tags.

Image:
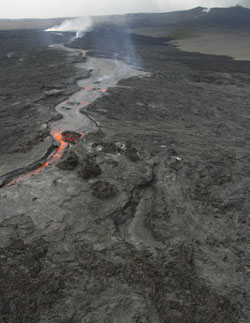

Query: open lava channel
<box><xmin>0</xmin><ymin>130</ymin><xmax>84</xmax><ymax>188</ymax></box>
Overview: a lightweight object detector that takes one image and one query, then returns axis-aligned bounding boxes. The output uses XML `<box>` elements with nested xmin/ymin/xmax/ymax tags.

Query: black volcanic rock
<box><xmin>91</xmin><ymin>180</ymin><xmax>117</xmax><ymax>199</ymax></box>
<box><xmin>78</xmin><ymin>160</ymin><xmax>101</xmax><ymax>180</ymax></box>
<box><xmin>57</xmin><ymin>151</ymin><xmax>79</xmax><ymax>170</ymax></box>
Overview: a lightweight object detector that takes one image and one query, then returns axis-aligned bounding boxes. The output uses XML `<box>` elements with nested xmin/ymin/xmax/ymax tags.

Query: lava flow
<box><xmin>39</xmin><ymin>130</ymin><xmax>84</xmax><ymax>165</ymax></box>
<box><xmin>4</xmin><ymin>130</ymin><xmax>84</xmax><ymax>188</ymax></box>
<box><xmin>50</xmin><ymin>130</ymin><xmax>68</xmax><ymax>160</ymax></box>
<box><xmin>84</xmin><ymin>86</ymin><xmax>94</xmax><ymax>91</ymax></box>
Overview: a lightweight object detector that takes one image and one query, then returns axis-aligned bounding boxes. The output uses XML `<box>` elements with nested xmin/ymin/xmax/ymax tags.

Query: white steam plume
<box><xmin>46</xmin><ymin>16</ymin><xmax>93</xmax><ymax>38</ymax></box>
<box><xmin>153</xmin><ymin>0</ymin><xmax>249</xmax><ymax>12</ymax></box>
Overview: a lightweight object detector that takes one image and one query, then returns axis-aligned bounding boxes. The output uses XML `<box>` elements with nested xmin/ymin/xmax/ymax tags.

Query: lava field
<box><xmin>1</xmin><ymin>8</ymin><xmax>250</xmax><ymax>322</ymax></box>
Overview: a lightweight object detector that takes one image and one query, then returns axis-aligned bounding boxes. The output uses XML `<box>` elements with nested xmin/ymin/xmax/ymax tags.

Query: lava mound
<box><xmin>91</xmin><ymin>180</ymin><xmax>117</xmax><ymax>199</ymax></box>
<box><xmin>61</xmin><ymin>131</ymin><xmax>83</xmax><ymax>144</ymax></box>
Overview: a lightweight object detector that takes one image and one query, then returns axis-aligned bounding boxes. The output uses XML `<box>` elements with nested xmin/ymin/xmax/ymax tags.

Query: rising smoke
<box><xmin>46</xmin><ymin>15</ymin><xmax>140</xmax><ymax>66</ymax></box>
<box><xmin>44</xmin><ymin>0</ymin><xmax>249</xmax><ymax>68</ymax></box>
<box><xmin>46</xmin><ymin>16</ymin><xmax>93</xmax><ymax>38</ymax></box>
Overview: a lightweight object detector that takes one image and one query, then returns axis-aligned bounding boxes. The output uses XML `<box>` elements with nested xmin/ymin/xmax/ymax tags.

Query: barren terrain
<box><xmin>172</xmin><ymin>31</ymin><xmax>250</xmax><ymax>61</ymax></box>
<box><xmin>1</xmin><ymin>7</ymin><xmax>250</xmax><ymax>323</ymax></box>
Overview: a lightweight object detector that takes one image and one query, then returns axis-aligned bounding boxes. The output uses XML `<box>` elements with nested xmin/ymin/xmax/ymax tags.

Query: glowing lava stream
<box><xmin>5</xmin><ymin>130</ymin><xmax>84</xmax><ymax>187</ymax></box>
<box><xmin>50</xmin><ymin>131</ymin><xmax>69</xmax><ymax>160</ymax></box>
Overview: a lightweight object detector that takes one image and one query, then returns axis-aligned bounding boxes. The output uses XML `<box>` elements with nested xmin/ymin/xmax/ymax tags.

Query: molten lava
<box><xmin>5</xmin><ymin>130</ymin><xmax>84</xmax><ymax>188</ymax></box>
<box><xmin>100</xmin><ymin>88</ymin><xmax>107</xmax><ymax>93</ymax></box>
<box><xmin>80</xmin><ymin>101</ymin><xmax>89</xmax><ymax>107</ymax></box>
<box><xmin>84</xmin><ymin>86</ymin><xmax>94</xmax><ymax>91</ymax></box>
<box><xmin>62</xmin><ymin>131</ymin><xmax>84</xmax><ymax>144</ymax></box>
<box><xmin>50</xmin><ymin>130</ymin><xmax>68</xmax><ymax>160</ymax></box>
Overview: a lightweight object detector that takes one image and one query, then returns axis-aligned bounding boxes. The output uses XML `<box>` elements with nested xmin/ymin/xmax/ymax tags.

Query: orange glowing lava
<box><xmin>100</xmin><ymin>88</ymin><xmax>107</xmax><ymax>93</ymax></box>
<box><xmin>50</xmin><ymin>131</ymin><xmax>68</xmax><ymax>160</ymax></box>
<box><xmin>80</xmin><ymin>101</ymin><xmax>89</xmax><ymax>107</ymax></box>
<box><xmin>62</xmin><ymin>131</ymin><xmax>84</xmax><ymax>144</ymax></box>
<box><xmin>6</xmin><ymin>160</ymin><xmax>51</xmax><ymax>187</ymax></box>
<box><xmin>84</xmin><ymin>86</ymin><xmax>93</xmax><ymax>91</ymax></box>
<box><xmin>5</xmin><ymin>130</ymin><xmax>84</xmax><ymax>188</ymax></box>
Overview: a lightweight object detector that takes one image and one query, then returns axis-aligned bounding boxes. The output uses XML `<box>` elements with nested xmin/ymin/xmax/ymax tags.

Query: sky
<box><xmin>1</xmin><ymin>0</ymin><xmax>250</xmax><ymax>19</ymax></box>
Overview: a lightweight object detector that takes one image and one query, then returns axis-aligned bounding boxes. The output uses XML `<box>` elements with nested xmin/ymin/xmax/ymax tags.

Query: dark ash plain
<box><xmin>1</xmin><ymin>7</ymin><xmax>250</xmax><ymax>323</ymax></box>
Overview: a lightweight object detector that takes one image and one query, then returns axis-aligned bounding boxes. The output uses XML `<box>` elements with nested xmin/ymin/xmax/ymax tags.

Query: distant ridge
<box><xmin>121</xmin><ymin>6</ymin><xmax>250</xmax><ymax>31</ymax></box>
<box><xmin>1</xmin><ymin>6</ymin><xmax>250</xmax><ymax>31</ymax></box>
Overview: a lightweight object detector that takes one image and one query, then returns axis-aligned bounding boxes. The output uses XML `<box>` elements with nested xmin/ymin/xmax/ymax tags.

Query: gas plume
<box><xmin>46</xmin><ymin>16</ymin><xmax>93</xmax><ymax>38</ymax></box>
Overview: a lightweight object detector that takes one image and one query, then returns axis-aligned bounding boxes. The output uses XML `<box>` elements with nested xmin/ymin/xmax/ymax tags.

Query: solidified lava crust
<box><xmin>62</xmin><ymin>131</ymin><xmax>84</xmax><ymax>144</ymax></box>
